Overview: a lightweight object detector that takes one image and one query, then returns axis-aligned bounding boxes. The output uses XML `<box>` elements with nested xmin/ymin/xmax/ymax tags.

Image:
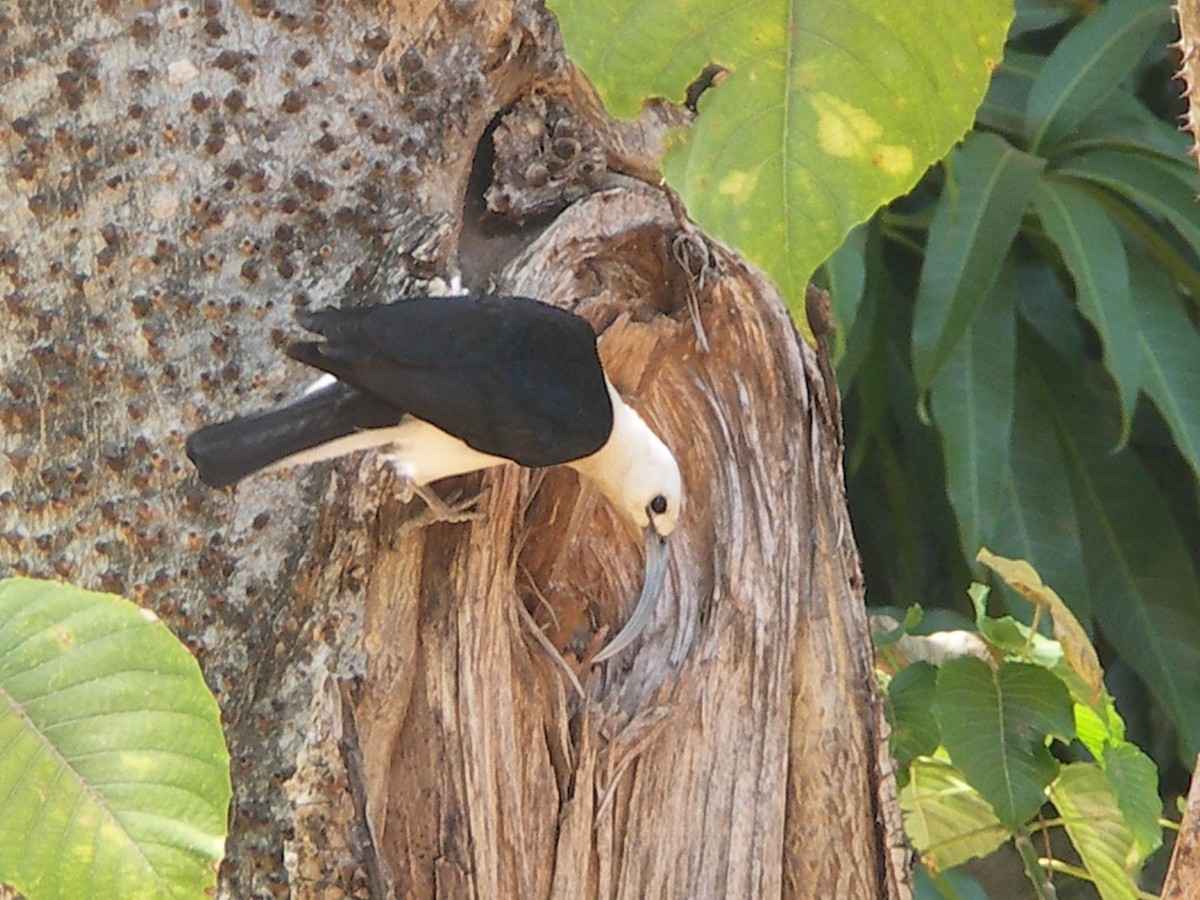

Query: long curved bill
<box><xmin>592</xmin><ymin>527</ymin><xmax>671</xmax><ymax>663</ymax></box>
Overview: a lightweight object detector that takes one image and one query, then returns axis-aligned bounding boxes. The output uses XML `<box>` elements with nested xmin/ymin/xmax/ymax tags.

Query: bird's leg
<box><xmin>382</xmin><ymin>459</ymin><xmax>486</xmax><ymax>531</ymax></box>
<box><xmin>408</xmin><ymin>481</ymin><xmax>486</xmax><ymax>525</ymax></box>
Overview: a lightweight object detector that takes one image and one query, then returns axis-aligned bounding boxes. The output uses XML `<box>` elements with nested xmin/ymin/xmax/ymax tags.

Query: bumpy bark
<box><xmin>0</xmin><ymin>1</ymin><xmax>907</xmax><ymax>897</ymax></box>
<box><xmin>1177</xmin><ymin>1</ymin><xmax>1200</xmax><ymax>162</ymax></box>
<box><xmin>1163</xmin><ymin>755</ymin><xmax>1200</xmax><ymax>898</ymax></box>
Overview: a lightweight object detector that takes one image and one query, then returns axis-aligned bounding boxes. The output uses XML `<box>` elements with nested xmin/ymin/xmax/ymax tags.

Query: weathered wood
<box><xmin>1162</xmin><ymin>755</ymin><xmax>1200</xmax><ymax>898</ymax></box>
<box><xmin>1176</xmin><ymin>0</ymin><xmax>1200</xmax><ymax>165</ymax></box>
<box><xmin>0</xmin><ymin>1</ymin><xmax>907</xmax><ymax>897</ymax></box>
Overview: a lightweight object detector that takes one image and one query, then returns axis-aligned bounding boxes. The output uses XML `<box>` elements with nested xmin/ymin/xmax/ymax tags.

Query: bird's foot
<box><xmin>409</xmin><ymin>482</ymin><xmax>486</xmax><ymax>525</ymax></box>
<box><xmin>386</xmin><ymin>477</ymin><xmax>485</xmax><ymax>543</ymax></box>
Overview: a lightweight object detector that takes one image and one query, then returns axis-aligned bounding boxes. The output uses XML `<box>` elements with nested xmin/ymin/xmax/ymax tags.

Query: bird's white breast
<box><xmin>379</xmin><ymin>418</ymin><xmax>510</xmax><ymax>485</ymax></box>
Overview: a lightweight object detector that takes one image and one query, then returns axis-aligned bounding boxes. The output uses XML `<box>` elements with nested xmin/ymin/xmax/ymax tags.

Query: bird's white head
<box><xmin>571</xmin><ymin>380</ymin><xmax>682</xmax><ymax>663</ymax></box>
<box><xmin>624</xmin><ymin>424</ymin><xmax>683</xmax><ymax>537</ymax></box>
<box><xmin>568</xmin><ymin>379</ymin><xmax>683</xmax><ymax>538</ymax></box>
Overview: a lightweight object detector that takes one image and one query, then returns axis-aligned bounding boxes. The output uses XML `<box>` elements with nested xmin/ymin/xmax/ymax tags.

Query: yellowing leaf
<box><xmin>977</xmin><ymin>548</ymin><xmax>1104</xmax><ymax>707</ymax></box>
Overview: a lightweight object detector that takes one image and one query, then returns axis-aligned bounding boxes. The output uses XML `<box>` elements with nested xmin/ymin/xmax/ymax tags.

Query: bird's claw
<box><xmin>379</xmin><ymin>465</ymin><xmax>485</xmax><ymax>544</ymax></box>
<box><xmin>408</xmin><ymin>482</ymin><xmax>486</xmax><ymax>525</ymax></box>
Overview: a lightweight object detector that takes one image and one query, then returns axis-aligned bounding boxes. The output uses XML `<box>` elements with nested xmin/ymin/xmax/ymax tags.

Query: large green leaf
<box><xmin>911</xmin><ymin>132</ymin><xmax>1044</xmax><ymax>391</ymax></box>
<box><xmin>1067</xmin><ymin>89</ymin><xmax>1192</xmax><ymax>161</ymax></box>
<box><xmin>1128</xmin><ymin>254</ymin><xmax>1200</xmax><ymax>481</ymax></box>
<box><xmin>1049</xmin><ymin>764</ymin><xmax>1143</xmax><ymax>900</ymax></box>
<box><xmin>930</xmin><ymin>262</ymin><xmax>1016</xmax><ymax>563</ymax></box>
<box><xmin>887</xmin><ymin>662</ymin><xmax>942</xmax><ymax>770</ymax></box>
<box><xmin>1101</xmin><ymin>743</ymin><xmax>1162</xmax><ymax>859</ymax></box>
<box><xmin>1032</xmin><ymin>177</ymin><xmax>1140</xmax><ymax>435</ymax></box>
<box><xmin>934</xmin><ymin>658</ymin><xmax>1073</xmax><ymax>830</ymax></box>
<box><xmin>1098</xmin><ymin>189</ymin><xmax>1200</xmax><ymax>305</ymax></box>
<box><xmin>1024</xmin><ymin>0</ymin><xmax>1171</xmax><ymax>153</ymax></box>
<box><xmin>0</xmin><ymin>578</ymin><xmax>230</xmax><ymax>900</ymax></box>
<box><xmin>1058</xmin><ymin>148</ymin><xmax>1200</xmax><ymax>265</ymax></box>
<box><xmin>993</xmin><ymin>364</ymin><xmax>1089</xmax><ymax>622</ymax></box>
<box><xmin>1034</xmin><ymin>351</ymin><xmax>1200</xmax><ymax>759</ymax></box>
<box><xmin>901</xmin><ymin>756</ymin><xmax>1010</xmax><ymax>871</ymax></box>
<box><xmin>550</xmin><ymin>0</ymin><xmax>1014</xmax><ymax>318</ymax></box>
<box><xmin>1013</xmin><ymin>260</ymin><xmax>1087</xmax><ymax>360</ymax></box>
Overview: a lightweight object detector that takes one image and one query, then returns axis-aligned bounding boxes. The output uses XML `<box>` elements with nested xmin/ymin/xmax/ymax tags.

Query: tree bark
<box><xmin>1162</xmin><ymin>755</ymin><xmax>1200</xmax><ymax>898</ymax></box>
<box><xmin>0</xmin><ymin>1</ymin><xmax>908</xmax><ymax>897</ymax></box>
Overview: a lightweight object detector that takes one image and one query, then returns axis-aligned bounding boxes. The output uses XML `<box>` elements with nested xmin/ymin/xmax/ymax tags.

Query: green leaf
<box><xmin>930</xmin><ymin>262</ymin><xmax>1016</xmax><ymax>562</ymax></box>
<box><xmin>1011</xmin><ymin>0</ymin><xmax>1077</xmax><ymax>39</ymax></box>
<box><xmin>551</xmin><ymin>0</ymin><xmax>1015</xmax><ymax>319</ymax></box>
<box><xmin>1034</xmin><ymin>350</ymin><xmax>1200</xmax><ymax>759</ymax></box>
<box><xmin>935</xmin><ymin>658</ymin><xmax>1073</xmax><ymax>829</ymax></box>
<box><xmin>967</xmin><ymin>582</ymin><xmax>990</xmax><ymax>626</ymax></box>
<box><xmin>1024</xmin><ymin>0</ymin><xmax>1171</xmax><ymax>153</ymax></box>
<box><xmin>835</xmin><ymin>222</ymin><xmax>888</xmax><ymax>388</ymax></box>
<box><xmin>1049</xmin><ymin>764</ymin><xmax>1143</xmax><ymax>899</ymax></box>
<box><xmin>975</xmin><ymin>50</ymin><xmax>1041</xmax><ymax>139</ymax></box>
<box><xmin>913</xmin><ymin>864</ymin><xmax>991</xmax><ymax>900</ymax></box>
<box><xmin>887</xmin><ymin>662</ymin><xmax>942</xmax><ymax>768</ymax></box>
<box><xmin>1013</xmin><ymin>259</ymin><xmax>1087</xmax><ymax>361</ymax></box>
<box><xmin>825</xmin><ymin>223</ymin><xmax>868</xmax><ymax>366</ymax></box>
<box><xmin>1032</xmin><ymin>177</ymin><xmax>1140</xmax><ymax>436</ymax></box>
<box><xmin>1075</xmin><ymin>697</ymin><xmax>1126</xmax><ymax>760</ymax></box>
<box><xmin>1128</xmin><ymin>254</ymin><xmax>1200</xmax><ymax>482</ymax></box>
<box><xmin>901</xmin><ymin>757</ymin><xmax>1010</xmax><ymax>871</ymax></box>
<box><xmin>873</xmin><ymin>604</ymin><xmax>926</xmax><ymax>649</ymax></box>
<box><xmin>1066</xmin><ymin>89</ymin><xmax>1191</xmax><ymax>161</ymax></box>
<box><xmin>978</xmin><ymin>615</ymin><xmax>1064</xmax><ymax>670</ymax></box>
<box><xmin>1058</xmin><ymin>148</ymin><xmax>1200</xmax><ymax>265</ymax></box>
<box><xmin>0</xmin><ymin>578</ymin><xmax>230</xmax><ymax>900</ymax></box>
<box><xmin>992</xmin><ymin>324</ymin><xmax>1090</xmax><ymax>621</ymax></box>
<box><xmin>1094</xmin><ymin>182</ymin><xmax>1200</xmax><ymax>304</ymax></box>
<box><xmin>912</xmin><ymin>132</ymin><xmax>1044</xmax><ymax>391</ymax></box>
<box><xmin>875</xmin><ymin>605</ymin><xmax>976</xmax><ymax>636</ymax></box>
<box><xmin>979</xmin><ymin>550</ymin><xmax>1109</xmax><ymax>717</ymax></box>
<box><xmin>1101</xmin><ymin>743</ymin><xmax>1162</xmax><ymax>859</ymax></box>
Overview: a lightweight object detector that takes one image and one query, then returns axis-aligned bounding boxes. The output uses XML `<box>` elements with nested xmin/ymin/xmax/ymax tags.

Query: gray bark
<box><xmin>0</xmin><ymin>1</ymin><xmax>908</xmax><ymax>897</ymax></box>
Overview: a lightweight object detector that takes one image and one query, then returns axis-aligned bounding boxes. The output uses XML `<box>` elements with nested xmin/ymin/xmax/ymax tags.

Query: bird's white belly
<box><xmin>379</xmin><ymin>418</ymin><xmax>510</xmax><ymax>485</ymax></box>
<box><xmin>266</xmin><ymin>416</ymin><xmax>509</xmax><ymax>486</ymax></box>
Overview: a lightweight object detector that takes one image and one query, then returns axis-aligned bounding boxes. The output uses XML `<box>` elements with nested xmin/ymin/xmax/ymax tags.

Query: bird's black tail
<box><xmin>186</xmin><ymin>383</ymin><xmax>402</xmax><ymax>488</ymax></box>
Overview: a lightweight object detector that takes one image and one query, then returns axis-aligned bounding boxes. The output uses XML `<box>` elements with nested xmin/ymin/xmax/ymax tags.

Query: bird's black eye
<box><xmin>650</xmin><ymin>494</ymin><xmax>668</xmax><ymax>515</ymax></box>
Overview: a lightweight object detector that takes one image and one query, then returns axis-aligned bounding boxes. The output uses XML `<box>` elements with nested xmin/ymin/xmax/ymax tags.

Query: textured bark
<box><xmin>1177</xmin><ymin>0</ymin><xmax>1200</xmax><ymax>162</ymax></box>
<box><xmin>1163</xmin><ymin>755</ymin><xmax>1200</xmax><ymax>898</ymax></box>
<box><xmin>0</xmin><ymin>1</ymin><xmax>907</xmax><ymax>897</ymax></box>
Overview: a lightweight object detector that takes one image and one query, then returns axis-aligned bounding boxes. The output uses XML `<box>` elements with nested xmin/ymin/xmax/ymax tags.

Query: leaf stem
<box><xmin>1022</xmin><ymin>606</ymin><xmax>1044</xmax><ymax>658</ymax></box>
<box><xmin>1015</xmin><ymin>829</ymin><xmax>1059</xmax><ymax>899</ymax></box>
<box><xmin>1026</xmin><ymin>816</ymin><xmax>1065</xmax><ymax>834</ymax></box>
<box><xmin>1041</xmin><ymin>858</ymin><xmax>1091</xmax><ymax>882</ymax></box>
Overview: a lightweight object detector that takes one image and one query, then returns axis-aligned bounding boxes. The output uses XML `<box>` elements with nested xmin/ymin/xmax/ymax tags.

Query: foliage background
<box><xmin>827</xmin><ymin>0</ymin><xmax>1200</xmax><ymax>784</ymax></box>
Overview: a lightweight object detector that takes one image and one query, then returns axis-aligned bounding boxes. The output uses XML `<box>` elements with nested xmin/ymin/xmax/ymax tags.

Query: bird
<box><xmin>185</xmin><ymin>293</ymin><xmax>683</xmax><ymax>663</ymax></box>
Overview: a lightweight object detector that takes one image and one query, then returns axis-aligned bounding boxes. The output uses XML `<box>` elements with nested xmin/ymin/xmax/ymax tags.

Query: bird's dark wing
<box><xmin>287</xmin><ymin>295</ymin><xmax>614</xmax><ymax>467</ymax></box>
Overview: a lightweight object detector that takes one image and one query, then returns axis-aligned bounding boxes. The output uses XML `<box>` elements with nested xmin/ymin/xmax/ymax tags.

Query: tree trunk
<box><xmin>0</xmin><ymin>1</ymin><xmax>908</xmax><ymax>897</ymax></box>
